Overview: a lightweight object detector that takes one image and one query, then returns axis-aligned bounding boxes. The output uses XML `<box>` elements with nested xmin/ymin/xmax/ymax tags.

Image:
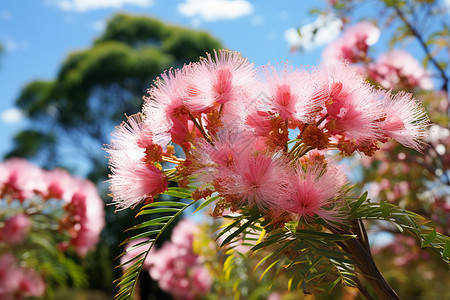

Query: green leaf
<box><xmin>350</xmin><ymin>192</ymin><xmax>368</xmax><ymax>215</ymax></box>
<box><xmin>380</xmin><ymin>200</ymin><xmax>390</xmax><ymax>219</ymax></box>
<box><xmin>115</xmin><ymin>195</ymin><xmax>197</xmax><ymax>300</ymax></box>
<box><xmin>194</xmin><ymin>195</ymin><xmax>219</xmax><ymax>213</ymax></box>
<box><xmin>422</xmin><ymin>229</ymin><xmax>437</xmax><ymax>247</ymax></box>
<box><xmin>443</xmin><ymin>240</ymin><xmax>450</xmax><ymax>258</ymax></box>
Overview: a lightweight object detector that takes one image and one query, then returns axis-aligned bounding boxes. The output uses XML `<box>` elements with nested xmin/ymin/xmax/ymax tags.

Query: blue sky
<box><xmin>0</xmin><ymin>0</ymin><xmax>343</xmax><ymax>160</ymax></box>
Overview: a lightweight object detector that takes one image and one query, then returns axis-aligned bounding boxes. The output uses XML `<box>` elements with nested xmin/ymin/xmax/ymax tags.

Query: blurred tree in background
<box><xmin>4</xmin><ymin>13</ymin><xmax>222</xmax><ymax>297</ymax></box>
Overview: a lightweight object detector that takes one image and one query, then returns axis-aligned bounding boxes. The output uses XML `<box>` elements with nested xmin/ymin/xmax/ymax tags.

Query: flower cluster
<box><xmin>0</xmin><ymin>158</ymin><xmax>105</xmax><ymax>256</ymax></box>
<box><xmin>323</xmin><ymin>21</ymin><xmax>380</xmax><ymax>64</ymax></box>
<box><xmin>108</xmin><ymin>49</ymin><xmax>429</xmax><ymax>226</ymax></box>
<box><xmin>121</xmin><ymin>220</ymin><xmax>211</xmax><ymax>300</ymax></box>
<box><xmin>0</xmin><ymin>254</ymin><xmax>45</xmax><ymax>300</ymax></box>
<box><xmin>367</xmin><ymin>49</ymin><xmax>434</xmax><ymax>91</ymax></box>
<box><xmin>0</xmin><ymin>158</ymin><xmax>105</xmax><ymax>298</ymax></box>
<box><xmin>323</xmin><ymin>22</ymin><xmax>433</xmax><ymax>91</ymax></box>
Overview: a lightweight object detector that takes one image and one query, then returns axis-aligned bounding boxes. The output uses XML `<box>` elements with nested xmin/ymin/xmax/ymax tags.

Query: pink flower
<box><xmin>171</xmin><ymin>219</ymin><xmax>199</xmax><ymax>250</ymax></box>
<box><xmin>368</xmin><ymin>49</ymin><xmax>434</xmax><ymax>90</ymax></box>
<box><xmin>16</xmin><ymin>268</ymin><xmax>46</xmax><ymax>298</ymax></box>
<box><xmin>1</xmin><ymin>214</ymin><xmax>31</xmax><ymax>245</ymax></box>
<box><xmin>378</xmin><ymin>90</ymin><xmax>430</xmax><ymax>151</ymax></box>
<box><xmin>147</xmin><ymin>222</ymin><xmax>211</xmax><ymax>300</ymax></box>
<box><xmin>67</xmin><ymin>181</ymin><xmax>105</xmax><ymax>256</ymax></box>
<box><xmin>279</xmin><ymin>161</ymin><xmax>347</xmax><ymax>224</ymax></box>
<box><xmin>108</xmin><ymin>114</ymin><xmax>168</xmax><ymax>209</ymax></box>
<box><xmin>120</xmin><ymin>238</ymin><xmax>153</xmax><ymax>271</ymax></box>
<box><xmin>321</xmin><ymin>62</ymin><xmax>383</xmax><ymax>146</ymax></box>
<box><xmin>257</xmin><ymin>63</ymin><xmax>323</xmax><ymax>122</ymax></box>
<box><xmin>0</xmin><ymin>254</ymin><xmax>45</xmax><ymax>299</ymax></box>
<box><xmin>0</xmin><ymin>158</ymin><xmax>46</xmax><ymax>202</ymax></box>
<box><xmin>0</xmin><ymin>254</ymin><xmax>19</xmax><ymax>296</ymax></box>
<box><xmin>143</xmin><ymin>64</ymin><xmax>209</xmax><ymax>147</ymax></box>
<box><xmin>192</xmin><ymin>49</ymin><xmax>255</xmax><ymax>105</ymax></box>
<box><xmin>323</xmin><ymin>21</ymin><xmax>380</xmax><ymax>64</ymax></box>
<box><xmin>216</xmin><ymin>151</ymin><xmax>291</xmax><ymax>210</ymax></box>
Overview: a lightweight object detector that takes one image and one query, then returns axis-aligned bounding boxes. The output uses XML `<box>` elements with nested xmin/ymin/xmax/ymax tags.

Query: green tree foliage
<box><xmin>7</xmin><ymin>13</ymin><xmax>222</xmax><ymax>182</ymax></box>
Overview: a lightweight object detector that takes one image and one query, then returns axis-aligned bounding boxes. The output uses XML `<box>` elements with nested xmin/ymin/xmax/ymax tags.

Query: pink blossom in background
<box><xmin>1</xmin><ymin>214</ymin><xmax>31</xmax><ymax>245</ymax></box>
<box><xmin>0</xmin><ymin>254</ymin><xmax>45</xmax><ymax>300</ymax></box>
<box><xmin>120</xmin><ymin>238</ymin><xmax>153</xmax><ymax>271</ymax></box>
<box><xmin>66</xmin><ymin>179</ymin><xmax>105</xmax><ymax>256</ymax></box>
<box><xmin>0</xmin><ymin>158</ymin><xmax>46</xmax><ymax>202</ymax></box>
<box><xmin>0</xmin><ymin>158</ymin><xmax>105</xmax><ymax>256</ymax></box>
<box><xmin>171</xmin><ymin>219</ymin><xmax>199</xmax><ymax>249</ymax></box>
<box><xmin>147</xmin><ymin>220</ymin><xmax>211</xmax><ymax>300</ymax></box>
<box><xmin>323</xmin><ymin>21</ymin><xmax>380</xmax><ymax>64</ymax></box>
<box><xmin>367</xmin><ymin>49</ymin><xmax>434</xmax><ymax>90</ymax></box>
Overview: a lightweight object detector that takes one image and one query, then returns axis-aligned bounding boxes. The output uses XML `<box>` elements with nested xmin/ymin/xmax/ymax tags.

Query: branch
<box><xmin>393</xmin><ymin>6</ymin><xmax>449</xmax><ymax>93</ymax></box>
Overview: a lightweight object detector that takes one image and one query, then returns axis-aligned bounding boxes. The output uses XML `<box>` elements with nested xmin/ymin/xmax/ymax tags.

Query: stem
<box><xmin>393</xmin><ymin>6</ymin><xmax>449</xmax><ymax>93</ymax></box>
<box><xmin>338</xmin><ymin>222</ymin><xmax>400</xmax><ymax>300</ymax></box>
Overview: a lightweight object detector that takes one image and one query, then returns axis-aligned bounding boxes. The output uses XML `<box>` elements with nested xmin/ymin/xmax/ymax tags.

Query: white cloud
<box><xmin>279</xmin><ymin>10</ymin><xmax>288</xmax><ymax>20</ymax></box>
<box><xmin>1</xmin><ymin>108</ymin><xmax>24</xmax><ymax>124</ymax></box>
<box><xmin>92</xmin><ymin>20</ymin><xmax>106</xmax><ymax>32</ymax></box>
<box><xmin>52</xmin><ymin>0</ymin><xmax>153</xmax><ymax>12</ymax></box>
<box><xmin>0</xmin><ymin>10</ymin><xmax>12</xmax><ymax>20</ymax></box>
<box><xmin>284</xmin><ymin>15</ymin><xmax>342</xmax><ymax>51</ymax></box>
<box><xmin>178</xmin><ymin>0</ymin><xmax>253</xmax><ymax>21</ymax></box>
<box><xmin>251</xmin><ymin>15</ymin><xmax>263</xmax><ymax>26</ymax></box>
<box><xmin>3</xmin><ymin>40</ymin><xmax>29</xmax><ymax>52</ymax></box>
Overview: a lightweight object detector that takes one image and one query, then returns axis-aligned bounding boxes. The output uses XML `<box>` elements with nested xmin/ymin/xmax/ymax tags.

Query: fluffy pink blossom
<box><xmin>143</xmin><ymin>65</ymin><xmax>208</xmax><ymax>147</ymax></box>
<box><xmin>217</xmin><ymin>152</ymin><xmax>291</xmax><ymax>210</ymax></box>
<box><xmin>368</xmin><ymin>49</ymin><xmax>434</xmax><ymax>90</ymax></box>
<box><xmin>108</xmin><ymin>114</ymin><xmax>168</xmax><ymax>209</ymax></box>
<box><xmin>1</xmin><ymin>214</ymin><xmax>31</xmax><ymax>245</ymax></box>
<box><xmin>323</xmin><ymin>21</ymin><xmax>380</xmax><ymax>64</ymax></box>
<box><xmin>0</xmin><ymin>158</ymin><xmax>46</xmax><ymax>201</ymax></box>
<box><xmin>321</xmin><ymin>62</ymin><xmax>384</xmax><ymax>146</ymax></box>
<box><xmin>257</xmin><ymin>63</ymin><xmax>324</xmax><ymax>122</ymax></box>
<box><xmin>378</xmin><ymin>90</ymin><xmax>430</xmax><ymax>151</ymax></box>
<box><xmin>279</xmin><ymin>161</ymin><xmax>347</xmax><ymax>224</ymax></box>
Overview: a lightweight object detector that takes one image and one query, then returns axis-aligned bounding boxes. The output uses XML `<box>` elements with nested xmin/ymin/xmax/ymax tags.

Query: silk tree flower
<box><xmin>323</xmin><ymin>21</ymin><xmax>380</xmax><ymax>64</ymax></box>
<box><xmin>212</xmin><ymin>151</ymin><xmax>292</xmax><ymax>210</ymax></box>
<box><xmin>367</xmin><ymin>49</ymin><xmax>434</xmax><ymax>90</ymax></box>
<box><xmin>66</xmin><ymin>179</ymin><xmax>105</xmax><ymax>256</ymax></box>
<box><xmin>257</xmin><ymin>63</ymin><xmax>324</xmax><ymax>122</ymax></box>
<box><xmin>107</xmin><ymin>114</ymin><xmax>168</xmax><ymax>210</ymax></box>
<box><xmin>378</xmin><ymin>90</ymin><xmax>430</xmax><ymax>152</ymax></box>
<box><xmin>147</xmin><ymin>220</ymin><xmax>211</xmax><ymax>300</ymax></box>
<box><xmin>0</xmin><ymin>158</ymin><xmax>47</xmax><ymax>202</ymax></box>
<box><xmin>279</xmin><ymin>160</ymin><xmax>347</xmax><ymax>224</ymax></box>
<box><xmin>143</xmin><ymin>64</ymin><xmax>209</xmax><ymax>147</ymax></box>
<box><xmin>0</xmin><ymin>254</ymin><xmax>45</xmax><ymax>300</ymax></box>
<box><xmin>189</xmin><ymin>49</ymin><xmax>258</xmax><ymax>126</ymax></box>
<box><xmin>1</xmin><ymin>214</ymin><xmax>31</xmax><ymax>245</ymax></box>
<box><xmin>320</xmin><ymin>62</ymin><xmax>384</xmax><ymax>146</ymax></box>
